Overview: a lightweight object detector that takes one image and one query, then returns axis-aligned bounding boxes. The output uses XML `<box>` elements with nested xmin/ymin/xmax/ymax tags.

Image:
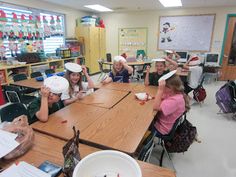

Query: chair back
<box><xmin>157</xmin><ymin>112</ymin><xmax>186</xmax><ymax>141</ymax></box>
<box><xmin>45</xmin><ymin>69</ymin><xmax>55</xmax><ymax>75</ymax></box>
<box><xmin>0</xmin><ymin>102</ymin><xmax>29</xmax><ymax>122</ymax></box>
<box><xmin>98</xmin><ymin>59</ymin><xmax>104</xmax><ymax>72</ymax></box>
<box><xmin>30</xmin><ymin>71</ymin><xmax>42</xmax><ymax>78</ymax></box>
<box><xmin>13</xmin><ymin>74</ymin><xmax>27</xmax><ymax>82</ymax></box>
<box><xmin>3</xmin><ymin>85</ymin><xmax>22</xmax><ymax>103</ymax></box>
<box><xmin>138</xmin><ymin>132</ymin><xmax>155</xmax><ymax>161</ymax></box>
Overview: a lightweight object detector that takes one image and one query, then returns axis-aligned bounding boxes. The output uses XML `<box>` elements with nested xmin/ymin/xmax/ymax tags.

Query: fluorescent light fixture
<box><xmin>159</xmin><ymin>0</ymin><xmax>182</xmax><ymax>7</ymax></box>
<box><xmin>84</xmin><ymin>4</ymin><xmax>113</xmax><ymax>12</ymax></box>
<box><xmin>0</xmin><ymin>6</ymin><xmax>32</xmax><ymax>13</ymax></box>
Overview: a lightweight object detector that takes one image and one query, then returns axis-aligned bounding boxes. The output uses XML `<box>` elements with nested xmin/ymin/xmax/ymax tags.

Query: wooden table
<box><xmin>80</xmin><ymin>93</ymin><xmax>157</xmax><ymax>155</ymax></box>
<box><xmin>32</xmin><ymin>103</ymin><xmax>108</xmax><ymax>140</ymax></box>
<box><xmin>96</xmin><ymin>82</ymin><xmax>139</xmax><ymax>92</ymax></box>
<box><xmin>77</xmin><ymin>88</ymin><xmax>130</xmax><ymax>109</ymax></box>
<box><xmin>11</xmin><ymin>78</ymin><xmax>43</xmax><ymax>89</ymax></box>
<box><xmin>0</xmin><ymin>132</ymin><xmax>176</xmax><ymax>177</ymax></box>
<box><xmin>132</xmin><ymin>84</ymin><xmax>158</xmax><ymax>96</ymax></box>
<box><xmin>103</xmin><ymin>60</ymin><xmax>152</xmax><ymax>66</ymax></box>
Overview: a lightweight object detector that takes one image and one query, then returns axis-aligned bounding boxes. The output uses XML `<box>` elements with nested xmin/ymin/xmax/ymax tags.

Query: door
<box><xmin>220</xmin><ymin>16</ymin><xmax>236</xmax><ymax>80</ymax></box>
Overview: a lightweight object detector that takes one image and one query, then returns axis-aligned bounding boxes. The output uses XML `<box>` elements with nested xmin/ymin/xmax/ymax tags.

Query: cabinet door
<box><xmin>89</xmin><ymin>27</ymin><xmax>100</xmax><ymax>73</ymax></box>
<box><xmin>99</xmin><ymin>28</ymin><xmax>106</xmax><ymax>59</ymax></box>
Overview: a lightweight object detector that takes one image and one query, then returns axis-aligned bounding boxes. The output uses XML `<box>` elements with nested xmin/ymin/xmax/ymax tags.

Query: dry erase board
<box><xmin>119</xmin><ymin>28</ymin><xmax>147</xmax><ymax>57</ymax></box>
<box><xmin>158</xmin><ymin>14</ymin><xmax>215</xmax><ymax>51</ymax></box>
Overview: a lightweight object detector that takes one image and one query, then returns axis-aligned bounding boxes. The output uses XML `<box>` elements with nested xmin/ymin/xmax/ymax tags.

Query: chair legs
<box><xmin>160</xmin><ymin>140</ymin><xmax>176</xmax><ymax>172</ymax></box>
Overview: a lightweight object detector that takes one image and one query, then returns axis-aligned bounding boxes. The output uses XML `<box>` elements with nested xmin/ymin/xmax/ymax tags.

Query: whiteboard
<box><xmin>158</xmin><ymin>14</ymin><xmax>215</xmax><ymax>51</ymax></box>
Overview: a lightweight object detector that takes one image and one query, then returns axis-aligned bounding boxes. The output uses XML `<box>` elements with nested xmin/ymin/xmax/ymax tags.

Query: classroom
<box><xmin>0</xmin><ymin>0</ymin><xmax>236</xmax><ymax>177</ymax></box>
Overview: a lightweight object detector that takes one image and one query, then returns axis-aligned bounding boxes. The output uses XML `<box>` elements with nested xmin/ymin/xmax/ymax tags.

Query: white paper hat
<box><xmin>44</xmin><ymin>76</ymin><xmax>69</xmax><ymax>94</ymax></box>
<box><xmin>113</xmin><ymin>56</ymin><xmax>126</xmax><ymax>63</ymax></box>
<box><xmin>65</xmin><ymin>62</ymin><xmax>82</xmax><ymax>73</ymax></box>
<box><xmin>158</xmin><ymin>70</ymin><xmax>177</xmax><ymax>81</ymax></box>
<box><xmin>152</xmin><ymin>58</ymin><xmax>166</xmax><ymax>62</ymax></box>
<box><xmin>165</xmin><ymin>50</ymin><xmax>173</xmax><ymax>54</ymax></box>
<box><xmin>188</xmin><ymin>55</ymin><xmax>201</xmax><ymax>66</ymax></box>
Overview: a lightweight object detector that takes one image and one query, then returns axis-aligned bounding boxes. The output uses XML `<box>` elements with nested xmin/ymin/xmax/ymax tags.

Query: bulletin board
<box><xmin>118</xmin><ymin>28</ymin><xmax>147</xmax><ymax>57</ymax></box>
<box><xmin>158</xmin><ymin>14</ymin><xmax>215</xmax><ymax>51</ymax></box>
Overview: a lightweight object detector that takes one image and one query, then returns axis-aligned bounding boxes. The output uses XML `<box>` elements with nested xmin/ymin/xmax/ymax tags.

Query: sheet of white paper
<box><xmin>0</xmin><ymin>129</ymin><xmax>19</xmax><ymax>158</ymax></box>
<box><xmin>0</xmin><ymin>162</ymin><xmax>51</xmax><ymax>177</ymax></box>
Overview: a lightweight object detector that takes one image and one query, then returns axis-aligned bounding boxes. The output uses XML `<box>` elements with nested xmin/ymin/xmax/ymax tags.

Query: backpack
<box><xmin>215</xmin><ymin>81</ymin><xmax>236</xmax><ymax>113</ymax></box>
<box><xmin>164</xmin><ymin>119</ymin><xmax>197</xmax><ymax>153</ymax></box>
<box><xmin>193</xmin><ymin>86</ymin><xmax>206</xmax><ymax>102</ymax></box>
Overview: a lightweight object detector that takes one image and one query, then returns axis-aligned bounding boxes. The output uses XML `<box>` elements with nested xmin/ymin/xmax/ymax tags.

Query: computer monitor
<box><xmin>176</xmin><ymin>51</ymin><xmax>188</xmax><ymax>63</ymax></box>
<box><xmin>205</xmin><ymin>53</ymin><xmax>219</xmax><ymax>66</ymax></box>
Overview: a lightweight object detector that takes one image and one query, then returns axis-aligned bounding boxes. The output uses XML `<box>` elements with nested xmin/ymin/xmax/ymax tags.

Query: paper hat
<box><xmin>165</xmin><ymin>50</ymin><xmax>173</xmax><ymax>54</ymax></box>
<box><xmin>158</xmin><ymin>70</ymin><xmax>177</xmax><ymax>81</ymax></box>
<box><xmin>152</xmin><ymin>58</ymin><xmax>166</xmax><ymax>62</ymax></box>
<box><xmin>12</xmin><ymin>13</ymin><xmax>18</xmax><ymax>23</ymax></box>
<box><xmin>44</xmin><ymin>76</ymin><xmax>69</xmax><ymax>94</ymax></box>
<box><xmin>188</xmin><ymin>55</ymin><xmax>201</xmax><ymax>66</ymax></box>
<box><xmin>65</xmin><ymin>62</ymin><xmax>82</xmax><ymax>73</ymax></box>
<box><xmin>113</xmin><ymin>56</ymin><xmax>126</xmax><ymax>63</ymax></box>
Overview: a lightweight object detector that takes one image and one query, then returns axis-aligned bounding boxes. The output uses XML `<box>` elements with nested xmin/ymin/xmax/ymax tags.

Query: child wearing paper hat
<box><xmin>102</xmin><ymin>55</ymin><xmax>133</xmax><ymax>84</ymax></box>
<box><xmin>61</xmin><ymin>63</ymin><xmax>95</xmax><ymax>106</ymax></box>
<box><xmin>28</xmin><ymin>76</ymin><xmax>69</xmax><ymax>123</ymax></box>
<box><xmin>153</xmin><ymin>70</ymin><xmax>189</xmax><ymax>135</ymax></box>
<box><xmin>144</xmin><ymin>56</ymin><xmax>178</xmax><ymax>86</ymax></box>
<box><xmin>183</xmin><ymin>55</ymin><xmax>203</xmax><ymax>94</ymax></box>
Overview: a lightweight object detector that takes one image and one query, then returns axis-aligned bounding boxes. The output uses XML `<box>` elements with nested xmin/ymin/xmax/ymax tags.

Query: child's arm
<box><xmin>173</xmin><ymin>51</ymin><xmax>180</xmax><ymax>60</ymax></box>
<box><xmin>101</xmin><ymin>76</ymin><xmax>112</xmax><ymax>84</ymax></box>
<box><xmin>153</xmin><ymin>80</ymin><xmax>165</xmax><ymax>111</ymax></box>
<box><xmin>35</xmin><ymin>86</ymin><xmax>50</xmax><ymax>122</ymax></box>
<box><xmin>144</xmin><ymin>65</ymin><xmax>150</xmax><ymax>86</ymax></box>
<box><xmin>121</xmin><ymin>61</ymin><xmax>133</xmax><ymax>74</ymax></box>
<box><xmin>82</xmin><ymin>65</ymin><xmax>95</xmax><ymax>89</ymax></box>
<box><xmin>183</xmin><ymin>59</ymin><xmax>191</xmax><ymax>70</ymax></box>
<box><xmin>165</xmin><ymin>57</ymin><xmax>178</xmax><ymax>70</ymax></box>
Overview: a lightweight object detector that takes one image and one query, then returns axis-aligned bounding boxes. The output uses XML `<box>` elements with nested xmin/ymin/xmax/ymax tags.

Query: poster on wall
<box><xmin>119</xmin><ymin>28</ymin><xmax>147</xmax><ymax>58</ymax></box>
<box><xmin>158</xmin><ymin>14</ymin><xmax>215</xmax><ymax>51</ymax></box>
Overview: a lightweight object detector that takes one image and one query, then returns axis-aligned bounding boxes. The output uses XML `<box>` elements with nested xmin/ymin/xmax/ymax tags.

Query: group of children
<box><xmin>29</xmin><ymin>50</ymin><xmax>203</xmax><ymax>137</ymax></box>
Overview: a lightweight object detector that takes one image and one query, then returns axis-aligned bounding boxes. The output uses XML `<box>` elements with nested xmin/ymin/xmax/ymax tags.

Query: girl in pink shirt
<box><xmin>153</xmin><ymin>74</ymin><xmax>189</xmax><ymax>135</ymax></box>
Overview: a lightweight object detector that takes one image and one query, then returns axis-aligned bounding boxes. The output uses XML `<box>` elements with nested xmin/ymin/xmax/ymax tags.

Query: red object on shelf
<box><xmin>0</xmin><ymin>84</ymin><xmax>5</xmax><ymax>105</ymax></box>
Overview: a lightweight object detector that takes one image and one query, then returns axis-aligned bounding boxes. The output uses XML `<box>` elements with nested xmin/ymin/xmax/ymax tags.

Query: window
<box><xmin>0</xmin><ymin>4</ymin><xmax>65</xmax><ymax>58</ymax></box>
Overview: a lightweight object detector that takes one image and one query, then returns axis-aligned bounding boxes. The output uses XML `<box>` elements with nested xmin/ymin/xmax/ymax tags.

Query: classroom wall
<box><xmin>100</xmin><ymin>6</ymin><xmax>236</xmax><ymax>58</ymax></box>
<box><xmin>3</xmin><ymin>0</ymin><xmax>89</xmax><ymax>37</ymax></box>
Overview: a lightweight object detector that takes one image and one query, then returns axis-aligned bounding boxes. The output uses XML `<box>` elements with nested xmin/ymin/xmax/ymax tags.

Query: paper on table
<box><xmin>0</xmin><ymin>129</ymin><xmax>19</xmax><ymax>158</ymax></box>
<box><xmin>0</xmin><ymin>161</ymin><xmax>51</xmax><ymax>177</ymax></box>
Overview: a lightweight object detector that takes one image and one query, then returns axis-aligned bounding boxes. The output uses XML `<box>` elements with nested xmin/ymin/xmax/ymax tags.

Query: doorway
<box><xmin>220</xmin><ymin>15</ymin><xmax>236</xmax><ymax>80</ymax></box>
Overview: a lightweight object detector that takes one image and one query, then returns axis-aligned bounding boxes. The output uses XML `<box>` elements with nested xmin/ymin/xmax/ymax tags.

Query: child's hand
<box><xmin>158</xmin><ymin>80</ymin><xmax>166</xmax><ymax>91</ymax></box>
<box><xmin>146</xmin><ymin>65</ymin><xmax>151</xmax><ymax>72</ymax></box>
<box><xmin>40</xmin><ymin>86</ymin><xmax>50</xmax><ymax>98</ymax></box>
<box><xmin>81</xmin><ymin>65</ymin><xmax>87</xmax><ymax>74</ymax></box>
<box><xmin>119</xmin><ymin>59</ymin><xmax>126</xmax><ymax>66</ymax></box>
<box><xmin>75</xmin><ymin>90</ymin><xmax>84</xmax><ymax>100</ymax></box>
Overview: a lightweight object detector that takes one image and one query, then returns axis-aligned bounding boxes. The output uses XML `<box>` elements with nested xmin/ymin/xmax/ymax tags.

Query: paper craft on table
<box><xmin>0</xmin><ymin>129</ymin><xmax>19</xmax><ymax>158</ymax></box>
<box><xmin>0</xmin><ymin>161</ymin><xmax>50</xmax><ymax>177</ymax></box>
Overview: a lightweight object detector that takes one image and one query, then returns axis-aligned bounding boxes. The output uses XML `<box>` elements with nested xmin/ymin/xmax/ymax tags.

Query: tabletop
<box><xmin>0</xmin><ymin>132</ymin><xmax>176</xmax><ymax>177</ymax></box>
<box><xmin>103</xmin><ymin>60</ymin><xmax>152</xmax><ymax>66</ymax></box>
<box><xmin>11</xmin><ymin>78</ymin><xmax>43</xmax><ymax>89</ymax></box>
<box><xmin>31</xmin><ymin>103</ymin><xmax>108</xmax><ymax>140</ymax></box>
<box><xmin>95</xmin><ymin>82</ymin><xmax>139</xmax><ymax>92</ymax></box>
<box><xmin>77</xmin><ymin>88</ymin><xmax>130</xmax><ymax>109</ymax></box>
<box><xmin>80</xmin><ymin>93</ymin><xmax>157</xmax><ymax>155</ymax></box>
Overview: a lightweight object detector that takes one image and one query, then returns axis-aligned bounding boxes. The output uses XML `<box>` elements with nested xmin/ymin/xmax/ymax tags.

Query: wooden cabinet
<box><xmin>76</xmin><ymin>26</ymin><xmax>106</xmax><ymax>74</ymax></box>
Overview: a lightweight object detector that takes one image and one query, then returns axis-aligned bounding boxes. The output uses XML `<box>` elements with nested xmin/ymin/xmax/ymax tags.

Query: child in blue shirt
<box><xmin>102</xmin><ymin>56</ymin><xmax>133</xmax><ymax>84</ymax></box>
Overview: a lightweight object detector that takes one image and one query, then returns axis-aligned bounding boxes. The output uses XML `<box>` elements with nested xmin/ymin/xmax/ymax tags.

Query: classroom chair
<box><xmin>136</xmin><ymin>50</ymin><xmax>146</xmax><ymax>59</ymax></box>
<box><xmin>154</xmin><ymin>112</ymin><xmax>186</xmax><ymax>171</ymax></box>
<box><xmin>0</xmin><ymin>102</ymin><xmax>29</xmax><ymax>122</ymax></box>
<box><xmin>3</xmin><ymin>85</ymin><xmax>37</xmax><ymax>107</ymax></box>
<box><xmin>12</xmin><ymin>73</ymin><xmax>38</xmax><ymax>94</ymax></box>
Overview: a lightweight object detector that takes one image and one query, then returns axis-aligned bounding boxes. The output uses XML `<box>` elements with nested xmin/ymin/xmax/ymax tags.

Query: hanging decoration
<box><xmin>20</xmin><ymin>14</ymin><xmax>28</xmax><ymax>40</ymax></box>
<box><xmin>43</xmin><ymin>15</ymin><xmax>51</xmax><ymax>38</ymax></box>
<box><xmin>35</xmin><ymin>15</ymin><xmax>43</xmax><ymax>40</ymax></box>
<box><xmin>28</xmin><ymin>15</ymin><xmax>35</xmax><ymax>41</ymax></box>
<box><xmin>10</xmin><ymin>12</ymin><xmax>18</xmax><ymax>40</ymax></box>
<box><xmin>50</xmin><ymin>15</ymin><xmax>56</xmax><ymax>36</ymax></box>
<box><xmin>56</xmin><ymin>16</ymin><xmax>62</xmax><ymax>36</ymax></box>
<box><xmin>0</xmin><ymin>10</ymin><xmax>7</xmax><ymax>40</ymax></box>
<box><xmin>0</xmin><ymin>42</ymin><xmax>6</xmax><ymax>60</ymax></box>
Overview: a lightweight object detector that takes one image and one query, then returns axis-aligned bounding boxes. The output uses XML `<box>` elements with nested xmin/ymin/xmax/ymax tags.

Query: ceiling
<box><xmin>40</xmin><ymin>0</ymin><xmax>236</xmax><ymax>12</ymax></box>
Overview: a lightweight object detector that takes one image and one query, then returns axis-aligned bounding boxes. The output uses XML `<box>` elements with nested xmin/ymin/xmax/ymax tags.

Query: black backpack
<box><xmin>164</xmin><ymin>119</ymin><xmax>197</xmax><ymax>153</ymax></box>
